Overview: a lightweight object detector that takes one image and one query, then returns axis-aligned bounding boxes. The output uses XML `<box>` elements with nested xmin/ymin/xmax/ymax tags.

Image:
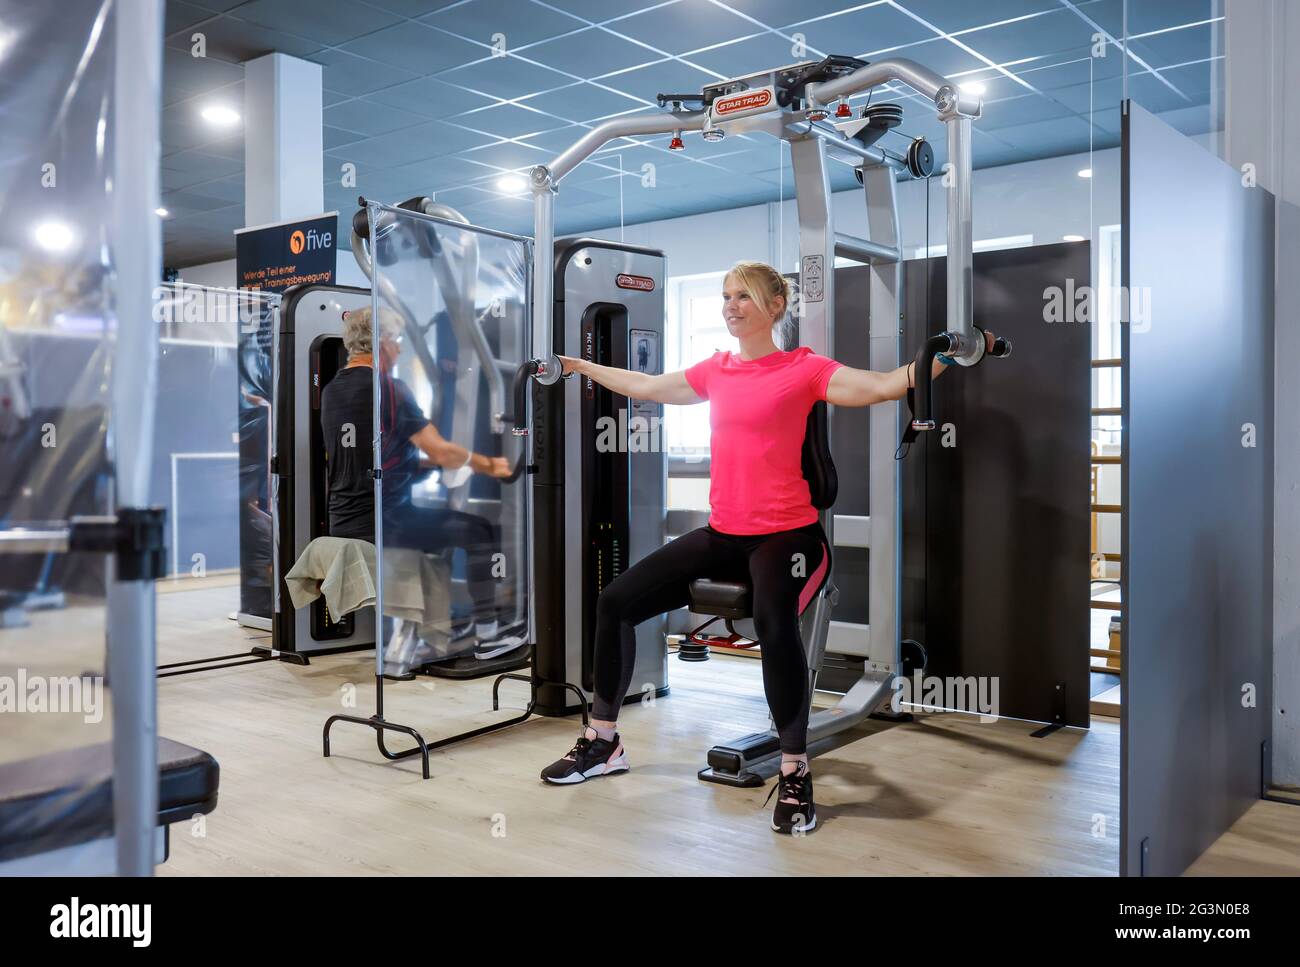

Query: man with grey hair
<box><xmin>320</xmin><ymin>305</ymin><xmax>526</xmax><ymax>658</ymax></box>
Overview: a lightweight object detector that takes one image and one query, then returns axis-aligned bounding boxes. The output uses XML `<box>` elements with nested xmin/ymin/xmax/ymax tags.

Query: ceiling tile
<box><xmin>366</xmin><ymin>77</ymin><xmax>498</xmax><ymax>119</ymax></box>
<box><xmin>516</xmin><ymin>123</ymin><xmax>599</xmax><ymax>153</ymax></box>
<box><xmin>325</xmin><ymin>119</ymin><xmax>497</xmax><ymax>167</ymax></box>
<box><xmin>542</xmin><ymin>0</ymin><xmax>666</xmax><ymax>24</ymax></box>
<box><xmin>451</xmin><ymin>101</ymin><xmax>564</xmax><ymax>137</ymax></box>
<box><xmin>594</xmin><ymin>58</ymin><xmax>718</xmax><ymax>101</ymax></box>
<box><xmin>1121</xmin><ymin>0</ymin><xmax>1214</xmax><ymax>37</ymax></box>
<box><xmin>516</xmin><ymin>82</ymin><xmax>646</xmax><ymax>123</ymax></box>
<box><xmin>958</xmin><ymin>9</ymin><xmax>1102</xmax><ymax>63</ymax></box>
<box><xmin>880</xmin><ymin>37</ymin><xmax>989</xmax><ymax>77</ymax></box>
<box><xmin>165</xmin><ymin>1</ymin><xmax>218</xmax><ymax>37</ymax></box>
<box><xmin>1126</xmin><ymin>23</ymin><xmax>1216</xmax><ymax>71</ymax></box>
<box><xmin>525</xmin><ymin>27</ymin><xmax>661</xmax><ymax>78</ymax></box>
<box><xmin>789</xmin><ymin>4</ymin><xmax>937</xmax><ymax>57</ymax></box>
<box><xmin>457</xmin><ymin>139</ymin><xmax>551</xmax><ymax>172</ymax></box>
<box><xmin>684</xmin><ymin>32</ymin><xmax>815</xmax><ymax>79</ymax></box>
<box><xmin>722</xmin><ymin>0</ymin><xmax>880</xmax><ymax>32</ymax></box>
<box><xmin>448</xmin><ymin>54</ymin><xmax>576</xmax><ymax>100</ymax></box>
<box><xmin>1067</xmin><ymin>0</ymin><xmax>1125</xmax><ymax>38</ymax></box>
<box><xmin>988</xmin><ymin>114</ymin><xmax>1094</xmax><ymax>153</ymax></box>
<box><xmin>338</xmin><ymin>20</ymin><xmax>485</xmax><ymax>74</ymax></box>
<box><xmin>1125</xmin><ymin>70</ymin><xmax>1203</xmax><ymax>116</ymax></box>
<box><xmin>364</xmin><ymin>0</ymin><xmax>462</xmax><ymax>16</ymax></box>
<box><xmin>163</xmin><ymin>48</ymin><xmax>244</xmax><ymax>103</ymax></box>
<box><xmin>424</xmin><ymin>0</ymin><xmax>589</xmax><ymax>48</ymax></box>
<box><xmin>890</xmin><ymin>0</ymin><xmax>1059</xmax><ymax>35</ymax></box>
<box><xmin>195</xmin><ymin>174</ymin><xmax>245</xmax><ymax>203</ymax></box>
<box><xmin>385</xmin><ymin>155</ymin><xmax>506</xmax><ymax>192</ymax></box>
<box><xmin>324</xmin><ymin>125</ymin><xmax>369</xmax><ymax>149</ymax></box>
<box><xmin>309</xmin><ymin>48</ymin><xmax>422</xmax><ymax>95</ymax></box>
<box><xmin>611</xmin><ymin>0</ymin><xmax>761</xmax><ymax>56</ymax></box>
<box><xmin>324</xmin><ymin>98</ymin><xmax>431</xmax><ymax>136</ymax></box>
<box><xmin>233</xmin><ymin>0</ymin><xmax>403</xmax><ymax>46</ymax></box>
<box><xmin>165</xmin><ymin>13</ymin><xmax>324</xmax><ymax>60</ymax></box>
<box><xmin>978</xmin><ymin>92</ymin><xmax>1076</xmax><ymax>129</ymax></box>
<box><xmin>161</xmin><ymin>188</ymin><xmax>240</xmax><ymax>214</ymax></box>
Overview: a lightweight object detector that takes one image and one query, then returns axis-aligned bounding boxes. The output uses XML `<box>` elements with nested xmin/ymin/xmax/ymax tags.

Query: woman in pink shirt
<box><xmin>541</xmin><ymin>260</ymin><xmax>997</xmax><ymax>834</ymax></box>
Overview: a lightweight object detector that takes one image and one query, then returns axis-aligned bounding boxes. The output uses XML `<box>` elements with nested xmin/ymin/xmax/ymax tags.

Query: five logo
<box><xmin>289</xmin><ymin>226</ymin><xmax>332</xmax><ymax>255</ymax></box>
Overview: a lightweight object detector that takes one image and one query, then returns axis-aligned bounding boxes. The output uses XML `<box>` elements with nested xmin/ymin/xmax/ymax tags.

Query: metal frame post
<box><xmin>108</xmin><ymin>0</ymin><xmax>164</xmax><ymax>876</ymax></box>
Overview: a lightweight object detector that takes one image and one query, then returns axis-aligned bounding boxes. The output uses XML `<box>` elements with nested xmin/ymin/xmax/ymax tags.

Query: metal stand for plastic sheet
<box><xmin>322</xmin><ymin>652</ymin><xmax>588</xmax><ymax>779</ymax></box>
<box><xmin>157</xmin><ymin>650</ymin><xmax>275</xmax><ymax>678</ymax></box>
<box><xmin>318</xmin><ymin>200</ymin><xmax>588</xmax><ymax>778</ymax></box>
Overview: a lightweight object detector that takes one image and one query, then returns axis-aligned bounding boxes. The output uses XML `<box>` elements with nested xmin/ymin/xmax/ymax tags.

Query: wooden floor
<box><xmin>8</xmin><ymin>579</ymin><xmax>1300</xmax><ymax>875</ymax></box>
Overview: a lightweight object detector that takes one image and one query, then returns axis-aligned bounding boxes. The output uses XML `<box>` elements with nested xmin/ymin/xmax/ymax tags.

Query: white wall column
<box><xmin>243</xmin><ymin>52</ymin><xmax>323</xmax><ymax>226</ymax></box>
<box><xmin>1225</xmin><ymin>0</ymin><xmax>1300</xmax><ymax>787</ymax></box>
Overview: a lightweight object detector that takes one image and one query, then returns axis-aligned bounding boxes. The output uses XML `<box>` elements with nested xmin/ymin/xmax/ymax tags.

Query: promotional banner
<box><xmin>235</xmin><ymin>213</ymin><xmax>338</xmax><ymax>294</ymax></box>
<box><xmin>234</xmin><ymin>213</ymin><xmax>337</xmax><ymax>624</ymax></box>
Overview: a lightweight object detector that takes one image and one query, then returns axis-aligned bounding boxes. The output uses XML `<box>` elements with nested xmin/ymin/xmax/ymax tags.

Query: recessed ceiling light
<box><xmin>1063</xmin><ymin>234</ymin><xmax>1086</xmax><ymax>242</ymax></box>
<box><xmin>959</xmin><ymin>81</ymin><xmax>986</xmax><ymax>95</ymax></box>
<box><xmin>201</xmin><ymin>104</ymin><xmax>240</xmax><ymax>126</ymax></box>
<box><xmin>1078</xmin><ymin>168</ymin><xmax>1093</xmax><ymax>178</ymax></box>
<box><xmin>155</xmin><ymin>207</ymin><xmax>170</xmax><ymax>218</ymax></box>
<box><xmin>34</xmin><ymin>220</ymin><xmax>74</xmax><ymax>252</ymax></box>
<box><xmin>497</xmin><ymin>174</ymin><xmax>527</xmax><ymax>194</ymax></box>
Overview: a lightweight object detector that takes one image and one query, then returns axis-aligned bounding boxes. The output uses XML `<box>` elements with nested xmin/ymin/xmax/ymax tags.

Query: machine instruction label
<box><xmin>801</xmin><ymin>254</ymin><xmax>825</xmax><ymax>303</ymax></box>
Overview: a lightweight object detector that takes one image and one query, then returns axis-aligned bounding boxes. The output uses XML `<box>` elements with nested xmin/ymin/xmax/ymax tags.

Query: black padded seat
<box><xmin>687</xmin><ymin>402</ymin><xmax>836</xmax><ymax>623</ymax></box>
<box><xmin>0</xmin><ymin>737</ymin><xmax>219</xmax><ymax>863</ymax></box>
<box><xmin>687</xmin><ymin>579</ymin><xmax>751</xmax><ymax>619</ymax></box>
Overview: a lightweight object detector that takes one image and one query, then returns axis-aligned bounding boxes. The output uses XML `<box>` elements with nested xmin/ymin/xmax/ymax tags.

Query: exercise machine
<box><xmin>532</xmin><ymin>237</ymin><xmax>669</xmax><ymax>715</ymax></box>
<box><xmin>269</xmin><ymin>283</ymin><xmax>377</xmax><ymax>663</ymax></box>
<box><xmin>318</xmin><ymin>52</ymin><xmax>1011</xmax><ymax>779</ymax></box>
<box><xmin>520</xmin><ymin>54</ymin><xmax>1008</xmax><ymax>785</ymax></box>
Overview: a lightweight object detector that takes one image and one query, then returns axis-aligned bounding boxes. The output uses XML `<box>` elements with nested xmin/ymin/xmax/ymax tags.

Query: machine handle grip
<box><xmin>499</xmin><ymin>359</ymin><xmax>541</xmax><ymax>484</ymax></box>
<box><xmin>910</xmin><ymin>333</ymin><xmax>957</xmax><ymax>431</ymax></box>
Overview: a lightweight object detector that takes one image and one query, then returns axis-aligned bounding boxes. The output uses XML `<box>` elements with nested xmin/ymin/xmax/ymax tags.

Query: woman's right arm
<box><xmin>559</xmin><ymin>355</ymin><xmax>703</xmax><ymax>405</ymax></box>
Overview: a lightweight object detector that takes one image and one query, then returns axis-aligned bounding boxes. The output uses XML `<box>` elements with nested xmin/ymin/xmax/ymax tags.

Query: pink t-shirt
<box><xmin>685</xmin><ymin>346</ymin><xmax>843</xmax><ymax>535</ymax></box>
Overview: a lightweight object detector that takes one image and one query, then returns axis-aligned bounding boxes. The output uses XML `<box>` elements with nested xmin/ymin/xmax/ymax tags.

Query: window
<box><xmin>664</xmin><ymin>271</ymin><xmax>736</xmax><ymax>458</ymax></box>
<box><xmin>913</xmin><ymin>234</ymin><xmax>1035</xmax><ymax>259</ymax></box>
<box><xmin>1095</xmin><ymin>224</ymin><xmax>1122</xmax><ymax>447</ymax></box>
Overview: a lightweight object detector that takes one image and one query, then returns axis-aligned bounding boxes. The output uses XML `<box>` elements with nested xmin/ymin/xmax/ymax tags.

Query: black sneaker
<box><xmin>766</xmin><ymin>763</ymin><xmax>817</xmax><ymax>834</ymax></box>
<box><xmin>540</xmin><ymin>728</ymin><xmax>629</xmax><ymax>785</ymax></box>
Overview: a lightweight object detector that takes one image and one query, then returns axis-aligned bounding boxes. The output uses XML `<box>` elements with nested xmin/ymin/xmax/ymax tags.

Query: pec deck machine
<box><xmin>524</xmin><ymin>55</ymin><xmax>992</xmax><ymax>785</ymax></box>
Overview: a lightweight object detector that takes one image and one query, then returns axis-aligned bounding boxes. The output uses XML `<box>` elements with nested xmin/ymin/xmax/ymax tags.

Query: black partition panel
<box><xmin>1121</xmin><ymin>102</ymin><xmax>1274</xmax><ymax>877</ymax></box>
<box><xmin>901</xmin><ymin>242</ymin><xmax>1091</xmax><ymax>728</ymax></box>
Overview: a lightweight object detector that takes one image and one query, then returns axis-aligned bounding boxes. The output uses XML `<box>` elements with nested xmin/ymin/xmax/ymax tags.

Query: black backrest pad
<box><xmin>802</xmin><ymin>400</ymin><xmax>837</xmax><ymax>510</ymax></box>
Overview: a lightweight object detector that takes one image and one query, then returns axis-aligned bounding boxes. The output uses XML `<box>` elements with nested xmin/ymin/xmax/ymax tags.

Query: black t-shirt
<box><xmin>319</xmin><ymin>367</ymin><xmax>428</xmax><ymax>540</ymax></box>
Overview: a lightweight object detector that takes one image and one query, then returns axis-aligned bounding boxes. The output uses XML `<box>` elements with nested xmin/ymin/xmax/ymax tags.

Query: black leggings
<box><xmin>592</xmin><ymin>522</ymin><xmax>831</xmax><ymax>754</ymax></box>
<box><xmin>383</xmin><ymin>504</ymin><xmax>503</xmax><ymax>622</ymax></box>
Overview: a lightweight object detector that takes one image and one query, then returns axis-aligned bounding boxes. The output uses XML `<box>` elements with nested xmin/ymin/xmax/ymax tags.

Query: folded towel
<box><xmin>284</xmin><ymin>536</ymin><xmax>450</xmax><ymax>638</ymax></box>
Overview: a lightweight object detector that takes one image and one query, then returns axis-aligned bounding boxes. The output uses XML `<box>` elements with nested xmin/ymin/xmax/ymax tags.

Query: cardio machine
<box><xmin>519</xmin><ymin>54</ymin><xmax>1010</xmax><ymax>786</ymax></box>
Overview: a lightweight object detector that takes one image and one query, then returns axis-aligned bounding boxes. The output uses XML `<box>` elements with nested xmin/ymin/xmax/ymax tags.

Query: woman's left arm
<box><xmin>824</xmin><ymin>330</ymin><xmax>999</xmax><ymax>408</ymax></box>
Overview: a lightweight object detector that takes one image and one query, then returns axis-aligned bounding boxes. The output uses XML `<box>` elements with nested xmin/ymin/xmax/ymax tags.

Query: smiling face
<box><xmin>722</xmin><ymin>270</ymin><xmax>784</xmax><ymax>340</ymax></box>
